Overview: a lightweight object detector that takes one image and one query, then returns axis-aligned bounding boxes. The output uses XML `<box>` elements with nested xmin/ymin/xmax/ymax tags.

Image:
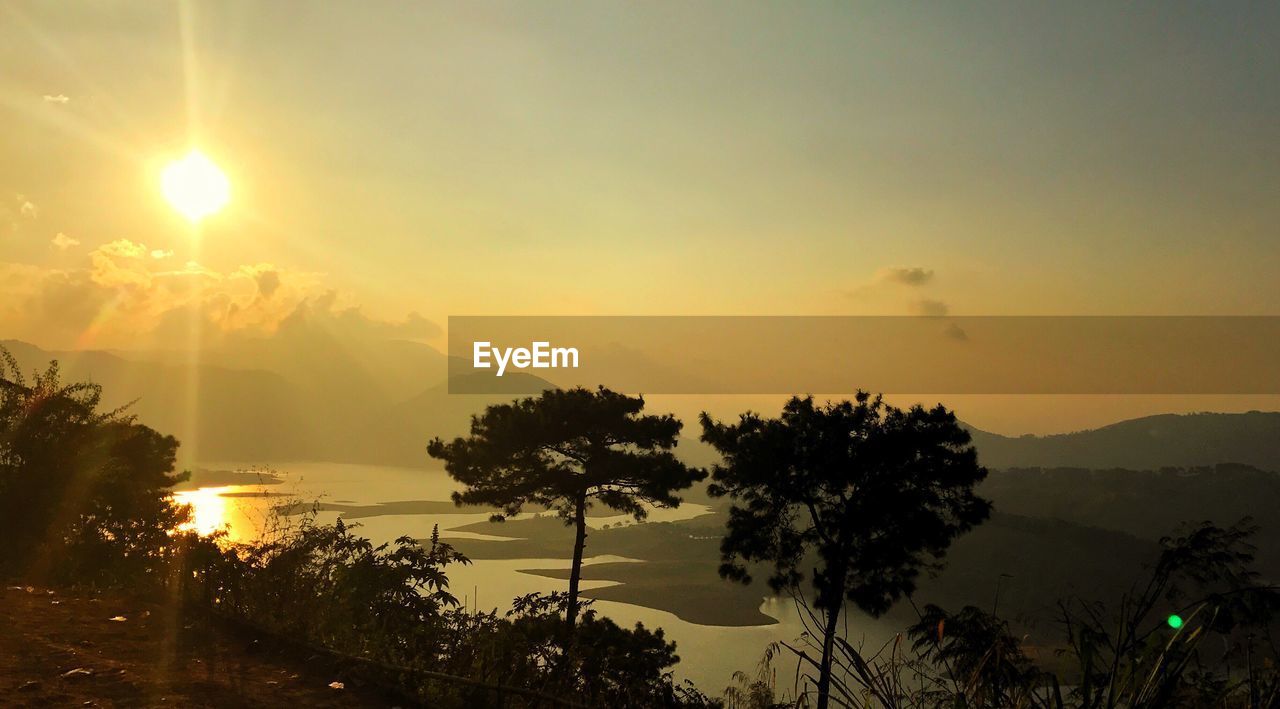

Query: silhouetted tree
<box><xmin>428</xmin><ymin>386</ymin><xmax>705</xmax><ymax>627</ymax></box>
<box><xmin>701</xmin><ymin>393</ymin><xmax>990</xmax><ymax>709</ymax></box>
<box><xmin>0</xmin><ymin>346</ymin><xmax>189</xmax><ymax>583</ymax></box>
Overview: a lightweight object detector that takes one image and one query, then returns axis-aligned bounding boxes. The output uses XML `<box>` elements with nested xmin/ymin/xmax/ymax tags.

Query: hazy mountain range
<box><xmin>5</xmin><ymin>338</ymin><xmax>1280</xmax><ymax>473</ymax></box>
<box><xmin>0</xmin><ymin>337</ymin><xmax>527</xmax><ymax>464</ymax></box>
<box><xmin>968</xmin><ymin>413</ymin><xmax>1280</xmax><ymax>470</ymax></box>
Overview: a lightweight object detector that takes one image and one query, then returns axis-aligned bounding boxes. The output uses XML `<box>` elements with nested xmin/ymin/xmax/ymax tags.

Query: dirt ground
<box><xmin>0</xmin><ymin>584</ymin><xmax>396</xmax><ymax>708</ymax></box>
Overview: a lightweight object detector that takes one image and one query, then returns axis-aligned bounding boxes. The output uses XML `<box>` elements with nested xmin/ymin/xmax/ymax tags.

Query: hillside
<box><xmin>981</xmin><ymin>463</ymin><xmax>1280</xmax><ymax>573</ymax></box>
<box><xmin>968</xmin><ymin>412</ymin><xmax>1280</xmax><ymax>471</ymax></box>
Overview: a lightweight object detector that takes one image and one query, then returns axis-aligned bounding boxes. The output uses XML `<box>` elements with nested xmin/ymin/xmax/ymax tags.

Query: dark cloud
<box><xmin>910</xmin><ymin>299</ymin><xmax>950</xmax><ymax>316</ymax></box>
<box><xmin>256</xmin><ymin>270</ymin><xmax>281</xmax><ymax>299</ymax></box>
<box><xmin>877</xmin><ymin>267</ymin><xmax>934</xmax><ymax>286</ymax></box>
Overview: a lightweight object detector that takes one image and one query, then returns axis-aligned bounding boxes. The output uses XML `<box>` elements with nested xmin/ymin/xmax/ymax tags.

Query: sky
<box><xmin>2</xmin><ymin>1</ymin><xmax>1279</xmax><ymax>432</ymax></box>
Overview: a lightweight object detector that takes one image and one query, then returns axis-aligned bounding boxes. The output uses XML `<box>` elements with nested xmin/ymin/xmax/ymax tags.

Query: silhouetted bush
<box><xmin>0</xmin><ymin>347</ymin><xmax>192</xmax><ymax>586</ymax></box>
<box><xmin>183</xmin><ymin>513</ymin><xmax>710</xmax><ymax>707</ymax></box>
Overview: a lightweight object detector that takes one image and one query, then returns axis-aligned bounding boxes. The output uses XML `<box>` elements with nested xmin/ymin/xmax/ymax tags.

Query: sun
<box><xmin>161</xmin><ymin>150</ymin><xmax>230</xmax><ymax>222</ymax></box>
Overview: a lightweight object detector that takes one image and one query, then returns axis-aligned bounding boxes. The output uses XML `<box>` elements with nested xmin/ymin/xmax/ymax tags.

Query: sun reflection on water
<box><xmin>173</xmin><ymin>486</ymin><xmax>233</xmax><ymax>536</ymax></box>
<box><xmin>171</xmin><ymin>483</ymin><xmax>290</xmax><ymax>543</ymax></box>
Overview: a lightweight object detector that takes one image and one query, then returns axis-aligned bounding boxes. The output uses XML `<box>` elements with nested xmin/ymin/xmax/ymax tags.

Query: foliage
<box><xmin>498</xmin><ymin>591</ymin><xmax>700</xmax><ymax>706</ymax></box>
<box><xmin>743</xmin><ymin>521</ymin><xmax>1280</xmax><ymax>709</ymax></box>
<box><xmin>182</xmin><ymin>510</ymin><xmax>708</xmax><ymax>707</ymax></box>
<box><xmin>723</xmin><ymin>642</ymin><xmax>792</xmax><ymax>709</ymax></box>
<box><xmin>197</xmin><ymin>517</ymin><xmax>468</xmax><ymax>663</ymax></box>
<box><xmin>908</xmin><ymin>604</ymin><xmax>1043</xmax><ymax>707</ymax></box>
<box><xmin>701</xmin><ymin>393</ymin><xmax>990</xmax><ymax>708</ymax></box>
<box><xmin>1055</xmin><ymin>519</ymin><xmax>1280</xmax><ymax>708</ymax></box>
<box><xmin>428</xmin><ymin>386</ymin><xmax>706</xmax><ymax>625</ymax></box>
<box><xmin>0</xmin><ymin>346</ymin><xmax>190</xmax><ymax>585</ymax></box>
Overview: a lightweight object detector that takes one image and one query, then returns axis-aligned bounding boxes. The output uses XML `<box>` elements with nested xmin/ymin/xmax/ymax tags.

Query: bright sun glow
<box><xmin>161</xmin><ymin>150</ymin><xmax>230</xmax><ymax>222</ymax></box>
<box><xmin>172</xmin><ymin>487</ymin><xmax>229</xmax><ymax>536</ymax></box>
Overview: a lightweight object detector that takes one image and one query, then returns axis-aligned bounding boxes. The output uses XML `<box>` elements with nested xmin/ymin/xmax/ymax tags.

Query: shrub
<box><xmin>0</xmin><ymin>347</ymin><xmax>190</xmax><ymax>586</ymax></box>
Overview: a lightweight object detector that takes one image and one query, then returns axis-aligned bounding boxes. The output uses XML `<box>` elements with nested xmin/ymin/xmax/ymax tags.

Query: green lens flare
<box><xmin>1167</xmin><ymin>614</ymin><xmax>1184</xmax><ymax>629</ymax></box>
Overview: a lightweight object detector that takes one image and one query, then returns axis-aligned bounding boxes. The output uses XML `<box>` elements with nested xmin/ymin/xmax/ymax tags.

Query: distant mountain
<box><xmin>1</xmin><ymin>339</ymin><xmax>557</xmax><ymax>467</ymax></box>
<box><xmin>8</xmin><ymin>338</ymin><xmax>1280</xmax><ymax>473</ymax></box>
<box><xmin>345</xmin><ymin>370</ymin><xmax>559</xmax><ymax>464</ymax></box>
<box><xmin>968</xmin><ymin>412</ymin><xmax>1280</xmax><ymax>471</ymax></box>
<box><xmin>2</xmin><ymin>339</ymin><xmax>320</xmax><ymax>461</ymax></box>
<box><xmin>438</xmin><ymin>358</ymin><xmax>560</xmax><ymax>395</ymax></box>
<box><xmin>119</xmin><ymin>332</ymin><xmax>450</xmax><ymax>415</ymax></box>
<box><xmin>981</xmin><ymin>463</ymin><xmax>1280</xmax><ymax>576</ymax></box>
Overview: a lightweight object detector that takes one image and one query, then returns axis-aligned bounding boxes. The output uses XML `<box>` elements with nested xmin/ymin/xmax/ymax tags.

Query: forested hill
<box><xmin>967</xmin><ymin>412</ymin><xmax>1280</xmax><ymax>471</ymax></box>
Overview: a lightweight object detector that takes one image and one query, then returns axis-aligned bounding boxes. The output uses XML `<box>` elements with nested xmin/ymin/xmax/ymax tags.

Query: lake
<box><xmin>176</xmin><ymin>461</ymin><xmax>905</xmax><ymax>694</ymax></box>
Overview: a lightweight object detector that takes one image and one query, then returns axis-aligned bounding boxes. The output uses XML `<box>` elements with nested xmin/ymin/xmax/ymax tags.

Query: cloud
<box><xmin>42</xmin><ymin>94</ymin><xmax>70</xmax><ymax>104</ymax></box>
<box><xmin>846</xmin><ymin>265</ymin><xmax>940</xmax><ymax>302</ymax></box>
<box><xmin>910</xmin><ymin>299</ymin><xmax>950</xmax><ymax>316</ymax></box>
<box><xmin>255</xmin><ymin>269</ymin><xmax>281</xmax><ymax>299</ymax></box>
<box><xmin>170</xmin><ymin>260</ymin><xmax>221</xmax><ymax>278</ymax></box>
<box><xmin>98</xmin><ymin>238</ymin><xmax>149</xmax><ymax>259</ymax></box>
<box><xmin>277</xmin><ymin>294</ymin><xmax>442</xmax><ymax>342</ymax></box>
<box><xmin>0</xmin><ymin>245</ymin><xmax>438</xmax><ymax>351</ymax></box>
<box><xmin>90</xmin><ymin>239</ymin><xmax>153</xmax><ymax>288</ymax></box>
<box><xmin>19</xmin><ymin>197</ymin><xmax>37</xmax><ymax>219</ymax></box>
<box><xmin>51</xmin><ymin>233</ymin><xmax>80</xmax><ymax>250</ymax></box>
<box><xmin>150</xmin><ymin>249</ymin><xmax>173</xmax><ymax>259</ymax></box>
<box><xmin>876</xmin><ymin>267</ymin><xmax>934</xmax><ymax>286</ymax></box>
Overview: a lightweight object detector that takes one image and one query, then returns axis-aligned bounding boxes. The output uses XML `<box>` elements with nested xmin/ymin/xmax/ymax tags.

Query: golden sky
<box><xmin>2</xmin><ymin>2</ymin><xmax>1279</xmax><ymax>433</ymax></box>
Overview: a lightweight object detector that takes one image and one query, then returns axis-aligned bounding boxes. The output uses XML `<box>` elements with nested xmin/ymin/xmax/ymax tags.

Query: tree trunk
<box><xmin>566</xmin><ymin>493</ymin><xmax>588</xmax><ymax>627</ymax></box>
<box><xmin>816</xmin><ymin>601</ymin><xmax>842</xmax><ymax>709</ymax></box>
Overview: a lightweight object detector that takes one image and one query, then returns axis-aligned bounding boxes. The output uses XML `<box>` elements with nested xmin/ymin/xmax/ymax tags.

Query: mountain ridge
<box><xmin>5</xmin><ymin>339</ymin><xmax>1279</xmax><ymax>470</ymax></box>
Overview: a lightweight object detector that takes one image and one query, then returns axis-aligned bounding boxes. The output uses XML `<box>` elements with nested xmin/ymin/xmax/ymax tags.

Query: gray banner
<box><xmin>446</xmin><ymin>316</ymin><xmax>1280</xmax><ymax>395</ymax></box>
